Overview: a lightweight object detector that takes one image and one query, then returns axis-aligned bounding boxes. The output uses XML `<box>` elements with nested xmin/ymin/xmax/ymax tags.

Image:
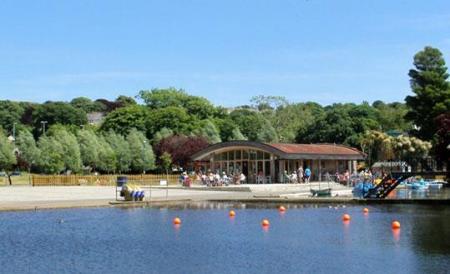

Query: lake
<box><xmin>0</xmin><ymin>203</ymin><xmax>449</xmax><ymax>274</ymax></box>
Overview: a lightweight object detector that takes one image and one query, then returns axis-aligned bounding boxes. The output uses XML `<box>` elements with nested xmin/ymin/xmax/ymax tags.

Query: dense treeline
<box><xmin>0</xmin><ymin>46</ymin><xmax>449</xmax><ymax>176</ymax></box>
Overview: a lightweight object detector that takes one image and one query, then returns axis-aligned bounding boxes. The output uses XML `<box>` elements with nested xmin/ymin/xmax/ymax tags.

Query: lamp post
<box><xmin>41</xmin><ymin>121</ymin><xmax>48</xmax><ymax>135</ymax></box>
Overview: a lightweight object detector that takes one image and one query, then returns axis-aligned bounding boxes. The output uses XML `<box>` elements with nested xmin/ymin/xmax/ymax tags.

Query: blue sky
<box><xmin>0</xmin><ymin>0</ymin><xmax>449</xmax><ymax>106</ymax></box>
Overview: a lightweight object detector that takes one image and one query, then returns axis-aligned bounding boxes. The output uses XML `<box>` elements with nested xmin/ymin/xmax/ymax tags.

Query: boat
<box><xmin>410</xmin><ymin>179</ymin><xmax>428</xmax><ymax>190</ymax></box>
<box><xmin>310</xmin><ymin>188</ymin><xmax>332</xmax><ymax>197</ymax></box>
<box><xmin>427</xmin><ymin>179</ymin><xmax>444</xmax><ymax>190</ymax></box>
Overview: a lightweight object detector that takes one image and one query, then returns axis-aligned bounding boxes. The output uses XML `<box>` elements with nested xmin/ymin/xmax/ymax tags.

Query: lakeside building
<box><xmin>191</xmin><ymin>141</ymin><xmax>365</xmax><ymax>183</ymax></box>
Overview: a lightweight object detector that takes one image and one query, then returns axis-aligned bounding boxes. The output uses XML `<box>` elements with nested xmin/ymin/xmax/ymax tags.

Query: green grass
<box><xmin>1</xmin><ymin>173</ymin><xmax>32</xmax><ymax>186</ymax></box>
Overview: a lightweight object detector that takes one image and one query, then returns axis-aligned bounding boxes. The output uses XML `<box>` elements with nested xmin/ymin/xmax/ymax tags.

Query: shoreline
<box><xmin>2</xmin><ymin>197</ymin><xmax>449</xmax><ymax>212</ymax></box>
<box><xmin>1</xmin><ymin>184</ymin><xmax>449</xmax><ymax>212</ymax></box>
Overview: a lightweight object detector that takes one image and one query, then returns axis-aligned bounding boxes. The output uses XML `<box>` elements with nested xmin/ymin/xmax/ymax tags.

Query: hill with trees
<box><xmin>0</xmin><ymin>46</ymin><xmax>448</xmax><ymax>175</ymax></box>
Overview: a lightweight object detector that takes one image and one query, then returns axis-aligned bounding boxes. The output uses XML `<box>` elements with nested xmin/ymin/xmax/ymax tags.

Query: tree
<box><xmin>271</xmin><ymin>102</ymin><xmax>323</xmax><ymax>142</ymax></box>
<box><xmin>152</xmin><ymin>127</ymin><xmax>174</xmax><ymax>144</ymax></box>
<box><xmin>0</xmin><ymin>100</ymin><xmax>25</xmax><ymax>133</ymax></box>
<box><xmin>127</xmin><ymin>129</ymin><xmax>155</xmax><ymax>173</ymax></box>
<box><xmin>70</xmin><ymin>97</ymin><xmax>103</xmax><ymax>113</ymax></box>
<box><xmin>193</xmin><ymin>119</ymin><xmax>221</xmax><ymax>144</ymax></box>
<box><xmin>230</xmin><ymin>109</ymin><xmax>267</xmax><ymax>141</ymax></box>
<box><xmin>256</xmin><ymin>120</ymin><xmax>279</xmax><ymax>142</ymax></box>
<box><xmin>146</xmin><ymin>106</ymin><xmax>194</xmax><ymax>136</ymax></box>
<box><xmin>230</xmin><ymin>128</ymin><xmax>247</xmax><ymax>141</ymax></box>
<box><xmin>0</xmin><ymin>130</ymin><xmax>17</xmax><ymax>185</ymax></box>
<box><xmin>36</xmin><ymin>135</ymin><xmax>65</xmax><ymax>174</ymax></box>
<box><xmin>139</xmin><ymin>88</ymin><xmax>216</xmax><ymax>119</ymax></box>
<box><xmin>48</xmin><ymin>125</ymin><xmax>82</xmax><ymax>173</ymax></box>
<box><xmin>105</xmin><ymin>131</ymin><xmax>131</xmax><ymax>173</ymax></box>
<box><xmin>100</xmin><ymin>105</ymin><xmax>149</xmax><ymax>135</ymax></box>
<box><xmin>154</xmin><ymin>135</ymin><xmax>209</xmax><ymax>168</ymax></box>
<box><xmin>115</xmin><ymin>95</ymin><xmax>137</xmax><ymax>107</ymax></box>
<box><xmin>373</xmin><ymin>101</ymin><xmax>412</xmax><ymax>132</ymax></box>
<box><xmin>405</xmin><ymin>46</ymin><xmax>450</xmax><ymax>140</ymax></box>
<box><xmin>434</xmin><ymin>114</ymin><xmax>450</xmax><ymax>168</ymax></box>
<box><xmin>296</xmin><ymin>103</ymin><xmax>379</xmax><ymax>148</ymax></box>
<box><xmin>97</xmin><ymin>136</ymin><xmax>117</xmax><ymax>173</ymax></box>
<box><xmin>32</xmin><ymin>102</ymin><xmax>87</xmax><ymax>136</ymax></box>
<box><xmin>16</xmin><ymin>129</ymin><xmax>40</xmax><ymax>173</ymax></box>
<box><xmin>250</xmin><ymin>95</ymin><xmax>288</xmax><ymax>111</ymax></box>
<box><xmin>159</xmin><ymin>152</ymin><xmax>172</xmax><ymax>175</ymax></box>
<box><xmin>77</xmin><ymin>130</ymin><xmax>100</xmax><ymax>171</ymax></box>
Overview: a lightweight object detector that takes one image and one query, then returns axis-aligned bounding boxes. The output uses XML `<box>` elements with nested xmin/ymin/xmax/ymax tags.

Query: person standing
<box><xmin>297</xmin><ymin>166</ymin><xmax>304</xmax><ymax>183</ymax></box>
<box><xmin>304</xmin><ymin>167</ymin><xmax>311</xmax><ymax>183</ymax></box>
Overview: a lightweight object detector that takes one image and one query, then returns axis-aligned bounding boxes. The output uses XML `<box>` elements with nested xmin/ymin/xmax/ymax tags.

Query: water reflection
<box><xmin>388</xmin><ymin>188</ymin><xmax>450</xmax><ymax>199</ymax></box>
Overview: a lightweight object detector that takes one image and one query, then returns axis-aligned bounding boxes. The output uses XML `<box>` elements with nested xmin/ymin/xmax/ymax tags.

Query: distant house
<box><xmin>87</xmin><ymin>112</ymin><xmax>105</xmax><ymax>126</ymax></box>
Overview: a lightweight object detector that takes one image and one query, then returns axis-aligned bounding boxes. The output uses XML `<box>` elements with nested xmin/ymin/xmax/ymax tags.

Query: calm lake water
<box><xmin>0</xmin><ymin>203</ymin><xmax>449</xmax><ymax>274</ymax></box>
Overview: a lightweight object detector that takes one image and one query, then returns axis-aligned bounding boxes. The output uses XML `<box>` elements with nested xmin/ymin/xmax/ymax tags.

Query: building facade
<box><xmin>191</xmin><ymin>141</ymin><xmax>365</xmax><ymax>183</ymax></box>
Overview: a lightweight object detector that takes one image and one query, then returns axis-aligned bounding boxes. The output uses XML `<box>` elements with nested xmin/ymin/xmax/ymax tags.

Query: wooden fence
<box><xmin>32</xmin><ymin>174</ymin><xmax>180</xmax><ymax>186</ymax></box>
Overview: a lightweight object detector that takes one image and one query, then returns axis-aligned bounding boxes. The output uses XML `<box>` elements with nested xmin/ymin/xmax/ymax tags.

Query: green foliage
<box><xmin>32</xmin><ymin>102</ymin><xmax>87</xmax><ymax>135</ymax></box>
<box><xmin>77</xmin><ymin>130</ymin><xmax>100</xmax><ymax>170</ymax></box>
<box><xmin>0</xmin><ymin>100</ymin><xmax>25</xmax><ymax>133</ymax></box>
<box><xmin>250</xmin><ymin>95</ymin><xmax>288</xmax><ymax>111</ymax></box>
<box><xmin>271</xmin><ymin>102</ymin><xmax>323</xmax><ymax>142</ymax></box>
<box><xmin>100</xmin><ymin>105</ymin><xmax>149</xmax><ymax>135</ymax></box>
<box><xmin>139</xmin><ymin>88</ymin><xmax>215</xmax><ymax>119</ymax></box>
<box><xmin>115</xmin><ymin>95</ymin><xmax>137</xmax><ymax>107</ymax></box>
<box><xmin>373</xmin><ymin>101</ymin><xmax>412</xmax><ymax>132</ymax></box>
<box><xmin>159</xmin><ymin>152</ymin><xmax>172</xmax><ymax>173</ymax></box>
<box><xmin>146</xmin><ymin>106</ymin><xmax>194</xmax><ymax>136</ymax></box>
<box><xmin>127</xmin><ymin>129</ymin><xmax>155</xmax><ymax>173</ymax></box>
<box><xmin>230</xmin><ymin>128</ymin><xmax>247</xmax><ymax>141</ymax></box>
<box><xmin>70</xmin><ymin>97</ymin><xmax>104</xmax><ymax>113</ymax></box>
<box><xmin>193</xmin><ymin>119</ymin><xmax>221</xmax><ymax>144</ymax></box>
<box><xmin>405</xmin><ymin>46</ymin><xmax>450</xmax><ymax>140</ymax></box>
<box><xmin>48</xmin><ymin>126</ymin><xmax>82</xmax><ymax>173</ymax></box>
<box><xmin>296</xmin><ymin>103</ymin><xmax>380</xmax><ymax>147</ymax></box>
<box><xmin>36</xmin><ymin>135</ymin><xmax>65</xmax><ymax>174</ymax></box>
<box><xmin>230</xmin><ymin>109</ymin><xmax>267</xmax><ymax>141</ymax></box>
<box><xmin>152</xmin><ymin>127</ymin><xmax>174</xmax><ymax>144</ymax></box>
<box><xmin>96</xmin><ymin>136</ymin><xmax>117</xmax><ymax>173</ymax></box>
<box><xmin>0</xmin><ymin>131</ymin><xmax>16</xmax><ymax>172</ymax></box>
<box><xmin>105</xmin><ymin>131</ymin><xmax>131</xmax><ymax>173</ymax></box>
<box><xmin>16</xmin><ymin>129</ymin><xmax>40</xmax><ymax>169</ymax></box>
<box><xmin>256</xmin><ymin>119</ymin><xmax>279</xmax><ymax>142</ymax></box>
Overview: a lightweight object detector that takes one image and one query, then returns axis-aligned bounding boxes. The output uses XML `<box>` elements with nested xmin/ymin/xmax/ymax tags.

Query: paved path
<box><xmin>0</xmin><ymin>182</ymin><xmax>352</xmax><ymax>211</ymax></box>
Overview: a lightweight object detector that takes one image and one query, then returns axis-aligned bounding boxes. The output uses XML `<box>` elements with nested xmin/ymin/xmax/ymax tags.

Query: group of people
<box><xmin>282</xmin><ymin>166</ymin><xmax>312</xmax><ymax>184</ymax></box>
<box><xmin>195</xmin><ymin>170</ymin><xmax>246</xmax><ymax>187</ymax></box>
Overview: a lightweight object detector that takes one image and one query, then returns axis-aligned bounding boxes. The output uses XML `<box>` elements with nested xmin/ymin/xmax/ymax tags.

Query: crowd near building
<box><xmin>191</xmin><ymin>141</ymin><xmax>366</xmax><ymax>184</ymax></box>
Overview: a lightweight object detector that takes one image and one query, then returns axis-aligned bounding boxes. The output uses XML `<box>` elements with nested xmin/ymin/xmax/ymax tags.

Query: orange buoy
<box><xmin>261</xmin><ymin>219</ymin><xmax>270</xmax><ymax>227</ymax></box>
<box><xmin>392</xmin><ymin>221</ymin><xmax>401</xmax><ymax>229</ymax></box>
<box><xmin>229</xmin><ymin>210</ymin><xmax>236</xmax><ymax>217</ymax></box>
<box><xmin>173</xmin><ymin>217</ymin><xmax>181</xmax><ymax>225</ymax></box>
<box><xmin>363</xmin><ymin>208</ymin><xmax>369</xmax><ymax>214</ymax></box>
<box><xmin>342</xmin><ymin>214</ymin><xmax>351</xmax><ymax>221</ymax></box>
<box><xmin>279</xmin><ymin>206</ymin><xmax>286</xmax><ymax>212</ymax></box>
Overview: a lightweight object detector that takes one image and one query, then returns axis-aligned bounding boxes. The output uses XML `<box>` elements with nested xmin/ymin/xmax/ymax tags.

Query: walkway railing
<box><xmin>31</xmin><ymin>174</ymin><xmax>180</xmax><ymax>186</ymax></box>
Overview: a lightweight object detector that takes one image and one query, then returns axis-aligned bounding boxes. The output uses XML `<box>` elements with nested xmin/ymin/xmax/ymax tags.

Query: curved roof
<box><xmin>192</xmin><ymin>141</ymin><xmax>365</xmax><ymax>161</ymax></box>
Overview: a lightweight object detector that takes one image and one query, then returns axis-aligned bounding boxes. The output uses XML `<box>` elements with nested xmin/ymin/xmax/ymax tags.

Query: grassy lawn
<box><xmin>1</xmin><ymin>173</ymin><xmax>32</xmax><ymax>186</ymax></box>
